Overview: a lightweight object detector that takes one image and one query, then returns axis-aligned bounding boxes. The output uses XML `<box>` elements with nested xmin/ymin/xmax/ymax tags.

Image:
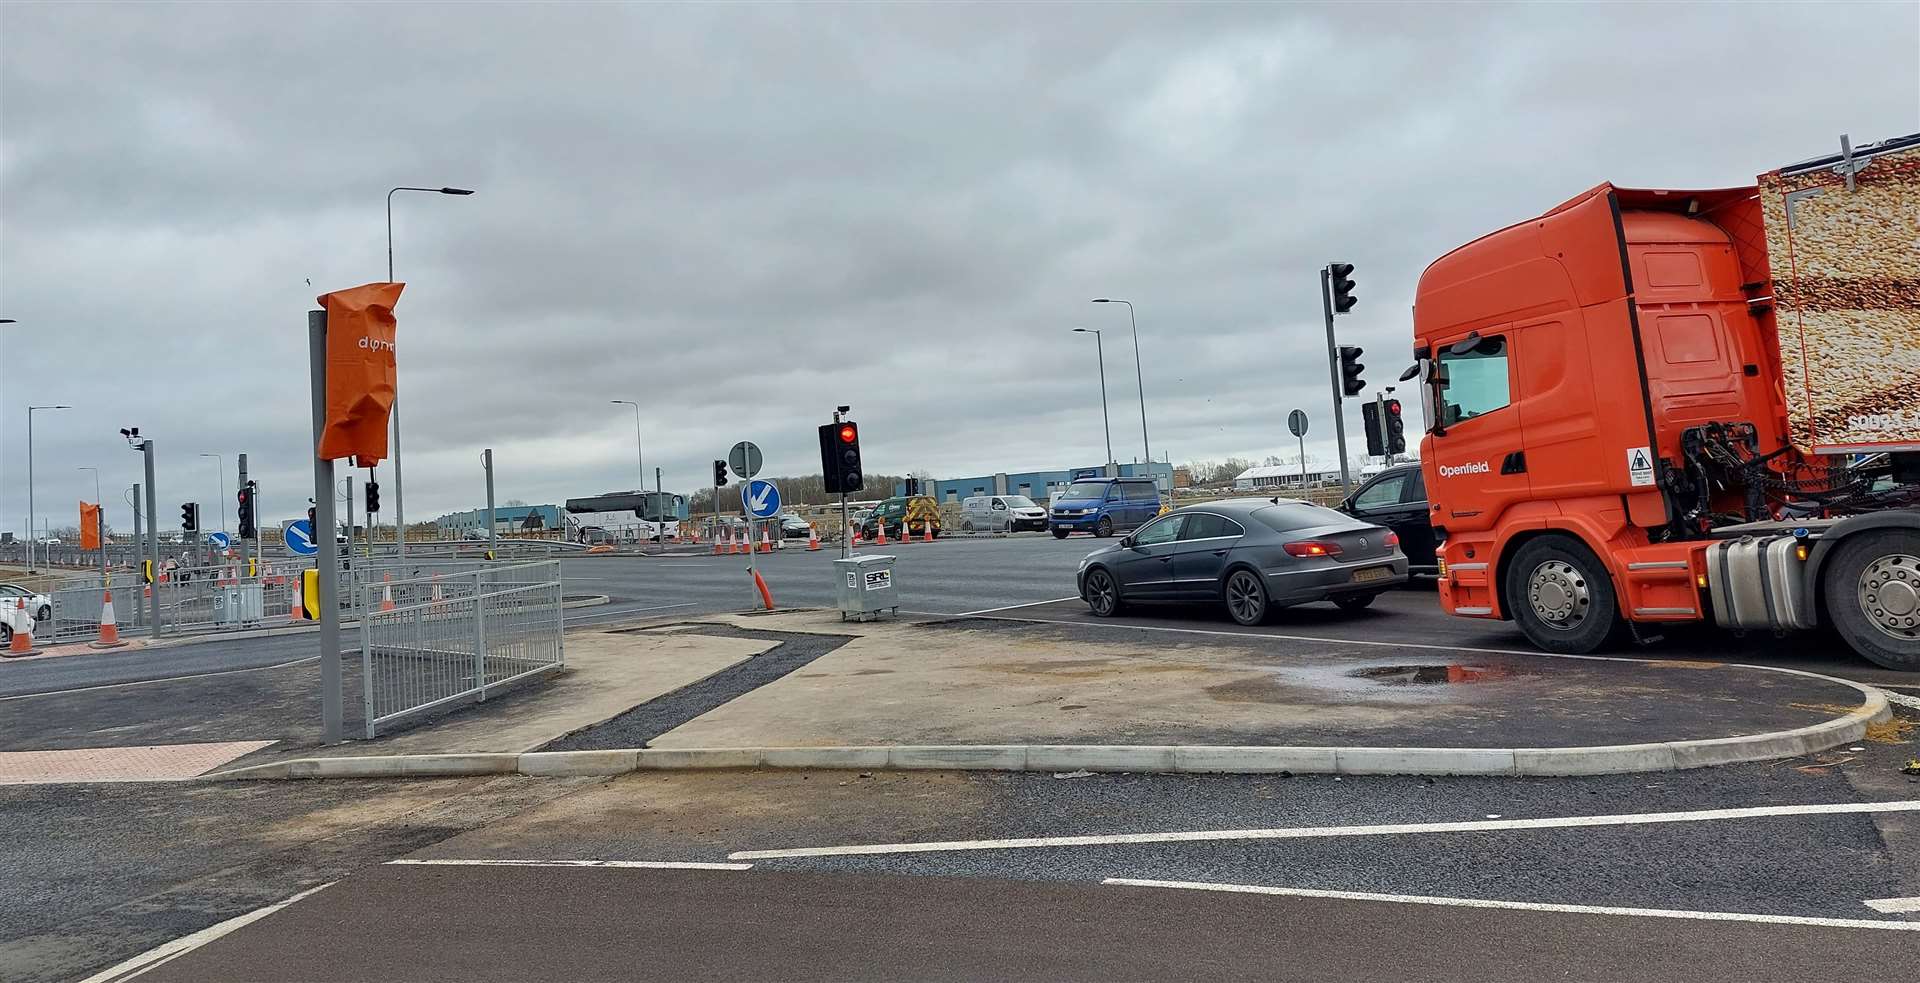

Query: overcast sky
<box><xmin>3</xmin><ymin>1</ymin><xmax>1916</xmax><ymax>534</ymax></box>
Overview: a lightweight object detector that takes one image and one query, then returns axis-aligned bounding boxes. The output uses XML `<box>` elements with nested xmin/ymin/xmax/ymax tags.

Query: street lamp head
<box><xmin>1091</xmin><ymin>298</ymin><xmax>1110</xmax><ymax>304</ymax></box>
<box><xmin>440</xmin><ymin>187</ymin><xmax>475</xmax><ymax>196</ymax></box>
<box><xmin>1072</xmin><ymin>327</ymin><xmax>1095</xmax><ymax>334</ymax></box>
<box><xmin>0</xmin><ymin>318</ymin><xmax>15</xmax><ymax>324</ymax></box>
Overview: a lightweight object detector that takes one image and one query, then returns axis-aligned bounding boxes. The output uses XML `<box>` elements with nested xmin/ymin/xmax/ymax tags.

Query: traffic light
<box><xmin>180</xmin><ymin>502</ymin><xmax>198</xmax><ymax>533</ymax></box>
<box><xmin>1385</xmin><ymin>398</ymin><xmax>1407</xmax><ymax>455</ymax></box>
<box><xmin>1329</xmin><ymin>262</ymin><xmax>1357</xmax><ymax>314</ymax></box>
<box><xmin>819</xmin><ymin>421</ymin><xmax>864</xmax><ymax>493</ymax></box>
<box><xmin>307</xmin><ymin>505</ymin><xmax>317</xmax><ymax>530</ymax></box>
<box><xmin>237</xmin><ymin>482</ymin><xmax>257</xmax><ymax>539</ymax></box>
<box><xmin>365</xmin><ymin>481</ymin><xmax>381</xmax><ymax>514</ymax></box>
<box><xmin>1360</xmin><ymin>401</ymin><xmax>1386</xmax><ymax>457</ymax></box>
<box><xmin>713</xmin><ymin>459</ymin><xmax>728</xmax><ymax>487</ymax></box>
<box><xmin>1338</xmin><ymin>345</ymin><xmax>1366</xmax><ymax>397</ymax></box>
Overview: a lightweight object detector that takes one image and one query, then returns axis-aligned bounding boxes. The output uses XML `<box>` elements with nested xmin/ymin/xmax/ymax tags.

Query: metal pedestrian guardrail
<box><xmin>357</xmin><ymin>560</ymin><xmax>565</xmax><ymax>738</ymax></box>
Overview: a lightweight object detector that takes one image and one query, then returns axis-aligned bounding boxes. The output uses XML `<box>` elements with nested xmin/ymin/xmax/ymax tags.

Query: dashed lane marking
<box><xmin>729</xmin><ymin>800</ymin><xmax>1920</xmax><ymax>860</ymax></box>
<box><xmin>1104</xmin><ymin>878</ymin><xmax>1920</xmax><ymax>932</ymax></box>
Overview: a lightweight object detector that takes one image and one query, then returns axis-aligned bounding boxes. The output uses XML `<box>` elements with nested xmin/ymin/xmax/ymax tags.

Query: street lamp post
<box><xmin>610</xmin><ymin>400</ymin><xmax>645</xmax><ymax>541</ymax></box>
<box><xmin>25</xmin><ymin>404</ymin><xmax>71</xmax><ymax>573</ymax></box>
<box><xmin>386</xmin><ymin>185</ymin><xmax>475</xmax><ymax>560</ymax></box>
<box><xmin>1071</xmin><ymin>328</ymin><xmax>1114</xmax><ymax>472</ymax></box>
<box><xmin>199</xmin><ymin>453</ymin><xmax>227</xmax><ymax>538</ymax></box>
<box><xmin>1091</xmin><ymin>298</ymin><xmax>1151</xmax><ymax>477</ymax></box>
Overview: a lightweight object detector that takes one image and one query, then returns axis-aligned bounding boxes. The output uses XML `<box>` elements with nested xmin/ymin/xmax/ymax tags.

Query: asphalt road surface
<box><xmin>41</xmin><ymin>759</ymin><xmax>1920</xmax><ymax>983</ymax></box>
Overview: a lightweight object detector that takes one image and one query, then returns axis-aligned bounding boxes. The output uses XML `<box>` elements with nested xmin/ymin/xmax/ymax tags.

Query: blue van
<box><xmin>1048</xmin><ymin>477</ymin><xmax>1161</xmax><ymax>538</ymax></box>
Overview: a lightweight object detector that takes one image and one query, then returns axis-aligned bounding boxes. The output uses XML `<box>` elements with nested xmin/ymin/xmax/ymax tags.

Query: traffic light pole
<box><xmin>142</xmin><ymin>441</ymin><xmax>162</xmax><ymax>637</ymax></box>
<box><xmin>309</xmin><ymin>308</ymin><xmax>344</xmax><ymax>744</ymax></box>
<box><xmin>1321</xmin><ymin>266</ymin><xmax>1353</xmax><ymax>494</ymax></box>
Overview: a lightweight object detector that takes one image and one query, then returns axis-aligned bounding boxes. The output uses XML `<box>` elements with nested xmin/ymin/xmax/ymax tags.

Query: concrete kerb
<box><xmin>206</xmin><ymin>683</ymin><xmax>1891</xmax><ymax>782</ymax></box>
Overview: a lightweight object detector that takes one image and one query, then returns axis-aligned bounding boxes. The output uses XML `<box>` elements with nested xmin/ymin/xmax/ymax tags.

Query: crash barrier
<box><xmin>358</xmin><ymin>560</ymin><xmax>564</xmax><ymax>739</ymax></box>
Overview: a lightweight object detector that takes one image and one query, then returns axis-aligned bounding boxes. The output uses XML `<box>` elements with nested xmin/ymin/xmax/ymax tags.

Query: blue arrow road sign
<box><xmin>207</xmin><ymin>531</ymin><xmax>231</xmax><ymax>550</ymax></box>
<box><xmin>285</xmin><ymin>520</ymin><xmax>318</xmax><ymax>556</ymax></box>
<box><xmin>742</xmin><ymin>479</ymin><xmax>781</xmax><ymax>519</ymax></box>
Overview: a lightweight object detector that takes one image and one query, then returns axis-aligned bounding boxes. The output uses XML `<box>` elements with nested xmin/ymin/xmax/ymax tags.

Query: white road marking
<box><xmin>388</xmin><ymin>858</ymin><xmax>751</xmax><ymax>871</ymax></box>
<box><xmin>1863</xmin><ymin>895</ymin><xmax>1920</xmax><ymax>914</ymax></box>
<box><xmin>0</xmin><ymin>656</ymin><xmax>319</xmax><ymax>702</ymax></box>
<box><xmin>1103</xmin><ymin>878</ymin><xmax>1920</xmax><ymax>932</ymax></box>
<box><xmin>953</xmin><ymin>596</ymin><xmax>1085</xmax><ymax>617</ymax></box>
<box><xmin>75</xmin><ymin>881</ymin><xmax>336</xmax><ymax>982</ymax></box>
<box><xmin>728</xmin><ymin>799</ymin><xmax>1920</xmax><ymax>860</ymax></box>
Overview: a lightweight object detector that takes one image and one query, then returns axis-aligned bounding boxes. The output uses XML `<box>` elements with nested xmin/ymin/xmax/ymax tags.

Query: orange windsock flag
<box><xmin>80</xmin><ymin>502</ymin><xmax>101</xmax><ymax>550</ymax></box>
<box><xmin>316</xmin><ymin>282</ymin><xmax>404</xmax><ymax>466</ymax></box>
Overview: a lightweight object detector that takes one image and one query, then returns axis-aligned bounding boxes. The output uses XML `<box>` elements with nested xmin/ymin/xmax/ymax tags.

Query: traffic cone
<box><xmin>758</xmin><ymin>529</ymin><xmax>773</xmax><ymax>554</ymax></box>
<box><xmin>922</xmin><ymin>521</ymin><xmax>934</xmax><ymax>543</ymax></box>
<box><xmin>7</xmin><ymin>597</ymin><xmax>37</xmax><ymax>656</ymax></box>
<box><xmin>849</xmin><ymin>522</ymin><xmax>862</xmax><ymax>546</ymax></box>
<box><xmin>91</xmin><ymin>588</ymin><xmax>126</xmax><ymax>649</ymax></box>
<box><xmin>807</xmin><ymin>524</ymin><xmax>821</xmax><ymax>551</ymax></box>
<box><xmin>711</xmin><ymin>529</ymin><xmax>726</xmax><ymax>556</ymax></box>
<box><xmin>733</xmin><ymin>529</ymin><xmax>747</xmax><ymax>555</ymax></box>
<box><xmin>875</xmin><ymin>522</ymin><xmax>888</xmax><ymax>546</ymax></box>
<box><xmin>379</xmin><ymin>571</ymin><xmax>396</xmax><ymax>612</ymax></box>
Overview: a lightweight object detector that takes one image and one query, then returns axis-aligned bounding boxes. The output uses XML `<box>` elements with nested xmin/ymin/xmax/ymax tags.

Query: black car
<box><xmin>1337</xmin><ymin>463</ymin><xmax>1437</xmax><ymax>576</ymax></box>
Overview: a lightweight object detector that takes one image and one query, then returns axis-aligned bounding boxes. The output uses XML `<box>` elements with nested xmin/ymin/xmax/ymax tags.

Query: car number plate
<box><xmin>1350</xmin><ymin>566</ymin><xmax>1392</xmax><ymax>584</ymax></box>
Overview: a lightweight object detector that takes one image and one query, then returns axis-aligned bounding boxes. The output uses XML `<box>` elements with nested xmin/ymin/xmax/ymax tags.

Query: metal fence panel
<box><xmin>359</xmin><ymin>560</ymin><xmax>564</xmax><ymax>738</ymax></box>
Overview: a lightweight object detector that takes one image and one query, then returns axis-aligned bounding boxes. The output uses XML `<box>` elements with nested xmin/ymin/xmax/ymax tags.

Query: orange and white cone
<box><xmin>91</xmin><ymin>588</ymin><xmax>126</xmax><ymax>649</ymax></box>
<box><xmin>7</xmin><ymin>597</ymin><xmax>37</xmax><ymax>656</ymax></box>
<box><xmin>379</xmin><ymin>571</ymin><xmax>396</xmax><ymax>612</ymax></box>
<box><xmin>758</xmin><ymin>529</ymin><xmax>773</xmax><ymax>554</ymax></box>
<box><xmin>807</xmin><ymin>524</ymin><xmax>821</xmax><ymax>551</ymax></box>
<box><xmin>849</xmin><ymin>522</ymin><xmax>862</xmax><ymax>546</ymax></box>
<box><xmin>875</xmin><ymin>522</ymin><xmax>888</xmax><ymax>546</ymax></box>
<box><xmin>712</xmin><ymin>529</ymin><xmax>726</xmax><ymax>555</ymax></box>
<box><xmin>733</xmin><ymin>529</ymin><xmax>748</xmax><ymax>555</ymax></box>
<box><xmin>922</xmin><ymin>521</ymin><xmax>934</xmax><ymax>543</ymax></box>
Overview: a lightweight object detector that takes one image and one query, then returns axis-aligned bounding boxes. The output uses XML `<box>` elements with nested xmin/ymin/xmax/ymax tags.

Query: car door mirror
<box><xmin>1118</xmin><ymin>535</ymin><xmax>1135</xmax><ymax>549</ymax></box>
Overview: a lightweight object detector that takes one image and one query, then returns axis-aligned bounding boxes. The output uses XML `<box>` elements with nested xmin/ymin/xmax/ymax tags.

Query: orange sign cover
<box><xmin>316</xmin><ymin>282</ymin><xmax>404</xmax><ymax>466</ymax></box>
<box><xmin>80</xmin><ymin>502</ymin><xmax>101</xmax><ymax>550</ymax></box>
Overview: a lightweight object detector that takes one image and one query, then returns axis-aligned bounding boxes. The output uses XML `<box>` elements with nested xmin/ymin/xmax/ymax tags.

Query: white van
<box><xmin>960</xmin><ymin>495</ymin><xmax>1049</xmax><ymax>533</ymax></box>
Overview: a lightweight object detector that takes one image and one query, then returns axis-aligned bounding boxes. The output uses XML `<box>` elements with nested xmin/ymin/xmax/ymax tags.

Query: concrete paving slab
<box><xmin>645</xmin><ymin>614</ymin><xmax>1880</xmax><ymax>754</ymax></box>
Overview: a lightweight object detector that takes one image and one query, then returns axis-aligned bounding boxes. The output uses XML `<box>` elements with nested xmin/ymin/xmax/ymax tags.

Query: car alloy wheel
<box><xmin>1224</xmin><ymin>570</ymin><xmax>1268</xmax><ymax>626</ymax></box>
<box><xmin>1084</xmin><ymin>569</ymin><xmax>1119</xmax><ymax>617</ymax></box>
<box><xmin>1095</xmin><ymin>516</ymin><xmax>1114</xmax><ymax>538</ymax></box>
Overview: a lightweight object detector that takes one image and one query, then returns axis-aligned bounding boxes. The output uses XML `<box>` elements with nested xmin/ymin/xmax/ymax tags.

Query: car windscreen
<box><xmin>1250</xmin><ymin>502</ymin><xmax>1346</xmax><ymax>532</ymax></box>
<box><xmin>1061</xmin><ymin>482</ymin><xmax>1108</xmax><ymax>500</ymax></box>
<box><xmin>1002</xmin><ymin>496</ymin><xmax>1036</xmax><ymax>508</ymax></box>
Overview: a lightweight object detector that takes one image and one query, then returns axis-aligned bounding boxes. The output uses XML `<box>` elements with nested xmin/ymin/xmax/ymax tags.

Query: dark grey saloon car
<box><xmin>1075</xmin><ymin>498</ymin><xmax>1408</xmax><ymax>626</ymax></box>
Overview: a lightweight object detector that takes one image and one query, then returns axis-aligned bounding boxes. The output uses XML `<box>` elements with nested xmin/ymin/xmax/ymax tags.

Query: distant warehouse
<box><xmin>897</xmin><ymin>462</ymin><xmax>1175</xmax><ymax>503</ymax></box>
<box><xmin>1232</xmin><ymin>462</ymin><xmax>1403</xmax><ymax>491</ymax></box>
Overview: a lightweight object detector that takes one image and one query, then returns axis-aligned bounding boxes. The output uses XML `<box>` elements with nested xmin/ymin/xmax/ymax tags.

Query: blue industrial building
<box><xmin>434</xmin><ymin>504</ymin><xmax>563</xmax><ymax>537</ymax></box>
<box><xmin>895</xmin><ymin>462</ymin><xmax>1175</xmax><ymax>503</ymax></box>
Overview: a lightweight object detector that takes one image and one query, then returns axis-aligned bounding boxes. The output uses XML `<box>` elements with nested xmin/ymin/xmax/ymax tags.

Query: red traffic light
<box><xmin>1386</xmin><ymin>399</ymin><xmax>1402</xmax><ymax>416</ymax></box>
<box><xmin>838</xmin><ymin>424</ymin><xmax>858</xmax><ymax>443</ymax></box>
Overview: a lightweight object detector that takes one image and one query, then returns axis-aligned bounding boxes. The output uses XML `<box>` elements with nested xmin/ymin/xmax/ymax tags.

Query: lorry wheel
<box><xmin>1504</xmin><ymin>535</ymin><xmax>1618</xmax><ymax>654</ymax></box>
<box><xmin>1822</xmin><ymin>529</ymin><xmax>1920</xmax><ymax>671</ymax></box>
<box><xmin>1051</xmin><ymin>528</ymin><xmax>1069</xmax><ymax>539</ymax></box>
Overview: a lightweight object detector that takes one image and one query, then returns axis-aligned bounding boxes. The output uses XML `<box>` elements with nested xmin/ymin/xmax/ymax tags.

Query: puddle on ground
<box><xmin>1346</xmin><ymin>664</ymin><xmax>1537</xmax><ymax>686</ymax></box>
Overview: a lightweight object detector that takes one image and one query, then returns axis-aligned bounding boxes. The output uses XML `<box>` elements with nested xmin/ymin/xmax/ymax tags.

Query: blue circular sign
<box><xmin>742</xmin><ymin>479</ymin><xmax>782</xmax><ymax>519</ymax></box>
<box><xmin>284</xmin><ymin>520</ymin><xmax>318</xmax><ymax>556</ymax></box>
<box><xmin>207</xmin><ymin>531</ymin><xmax>232</xmax><ymax>549</ymax></box>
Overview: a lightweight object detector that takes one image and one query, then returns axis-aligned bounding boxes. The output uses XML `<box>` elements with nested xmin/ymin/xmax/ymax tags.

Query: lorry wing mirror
<box><xmin>1398</xmin><ymin>363</ymin><xmax>1421</xmax><ymax>382</ymax></box>
<box><xmin>1448</xmin><ymin>332</ymin><xmax>1482</xmax><ymax>356</ymax></box>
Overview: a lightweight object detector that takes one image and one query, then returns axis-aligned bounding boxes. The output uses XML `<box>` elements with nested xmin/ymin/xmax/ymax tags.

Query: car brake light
<box><xmin>1284</xmin><ymin>540</ymin><xmax>1343</xmax><ymax>558</ymax></box>
<box><xmin>1384</xmin><ymin>531</ymin><xmax>1400</xmax><ymax>547</ymax></box>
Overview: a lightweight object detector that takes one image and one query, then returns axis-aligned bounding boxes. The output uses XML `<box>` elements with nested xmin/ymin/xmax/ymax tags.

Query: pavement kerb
<box><xmin>204</xmin><ymin>682</ymin><xmax>1892</xmax><ymax>782</ymax></box>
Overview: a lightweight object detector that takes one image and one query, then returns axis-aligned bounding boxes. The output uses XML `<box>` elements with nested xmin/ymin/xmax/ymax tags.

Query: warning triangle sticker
<box><xmin>1630</xmin><ymin>449</ymin><xmax>1650</xmax><ymax>469</ymax></box>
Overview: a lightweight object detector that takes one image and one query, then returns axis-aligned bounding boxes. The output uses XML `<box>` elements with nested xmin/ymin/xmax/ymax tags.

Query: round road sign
<box><xmin>1288</xmin><ymin>409</ymin><xmax>1309</xmax><ymax>438</ymax></box>
<box><xmin>729</xmin><ymin>441</ymin><xmax>763</xmax><ymax>480</ymax></box>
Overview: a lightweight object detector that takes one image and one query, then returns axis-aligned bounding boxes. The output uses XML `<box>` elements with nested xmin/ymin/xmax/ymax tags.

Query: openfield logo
<box><xmin>358</xmin><ymin>337</ymin><xmax>396</xmax><ymax>353</ymax></box>
<box><xmin>1438</xmin><ymin>460</ymin><xmax>1490</xmax><ymax>478</ymax></box>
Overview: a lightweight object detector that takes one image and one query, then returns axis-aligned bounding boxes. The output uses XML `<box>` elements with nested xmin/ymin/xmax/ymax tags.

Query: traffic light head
<box><xmin>364</xmin><ymin>481</ymin><xmax>381</xmax><ymax>514</ymax></box>
<box><xmin>1329</xmin><ymin>262</ymin><xmax>1358</xmax><ymax>314</ymax></box>
<box><xmin>819</xmin><ymin>421</ymin><xmax>864</xmax><ymax>493</ymax></box>
<box><xmin>237</xmin><ymin>484</ymin><xmax>257</xmax><ymax>539</ymax></box>
<box><xmin>1338</xmin><ymin>345</ymin><xmax>1366</xmax><ymax>397</ymax></box>
<box><xmin>713</xmin><ymin>459</ymin><xmax>728</xmax><ymax>488</ymax></box>
<box><xmin>1360</xmin><ymin>400</ymin><xmax>1385</xmax><ymax>457</ymax></box>
<box><xmin>1385</xmin><ymin>398</ymin><xmax>1407</xmax><ymax>454</ymax></box>
<box><xmin>180</xmin><ymin>502</ymin><xmax>198</xmax><ymax>533</ymax></box>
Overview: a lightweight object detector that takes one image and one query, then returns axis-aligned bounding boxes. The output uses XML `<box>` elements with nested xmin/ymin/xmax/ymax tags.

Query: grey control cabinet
<box><xmin>834</xmin><ymin>555</ymin><xmax>899</xmax><ymax>621</ymax></box>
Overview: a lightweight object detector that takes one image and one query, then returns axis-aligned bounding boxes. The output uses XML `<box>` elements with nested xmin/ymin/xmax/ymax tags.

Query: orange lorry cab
<box><xmin>1411</xmin><ymin>133</ymin><xmax>1920</xmax><ymax>669</ymax></box>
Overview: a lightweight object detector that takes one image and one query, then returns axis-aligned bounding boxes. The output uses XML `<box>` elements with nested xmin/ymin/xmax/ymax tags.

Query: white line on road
<box><xmin>1103</xmin><ymin>878</ymin><xmax>1920</xmax><ymax>932</ymax></box>
<box><xmin>387</xmin><ymin>858</ymin><xmax>752</xmax><ymax>871</ymax></box>
<box><xmin>952</xmin><ymin>596</ymin><xmax>1084</xmax><ymax>617</ymax></box>
<box><xmin>1863</xmin><ymin>895</ymin><xmax>1920</xmax><ymax>914</ymax></box>
<box><xmin>0</xmin><ymin>655</ymin><xmax>320</xmax><ymax>702</ymax></box>
<box><xmin>728</xmin><ymin>799</ymin><xmax>1920</xmax><ymax>860</ymax></box>
<box><xmin>75</xmin><ymin>881</ymin><xmax>337</xmax><ymax>982</ymax></box>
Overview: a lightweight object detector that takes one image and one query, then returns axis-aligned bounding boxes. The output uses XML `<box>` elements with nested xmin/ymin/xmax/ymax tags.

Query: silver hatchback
<box><xmin>1075</xmin><ymin>498</ymin><xmax>1408</xmax><ymax>625</ymax></box>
